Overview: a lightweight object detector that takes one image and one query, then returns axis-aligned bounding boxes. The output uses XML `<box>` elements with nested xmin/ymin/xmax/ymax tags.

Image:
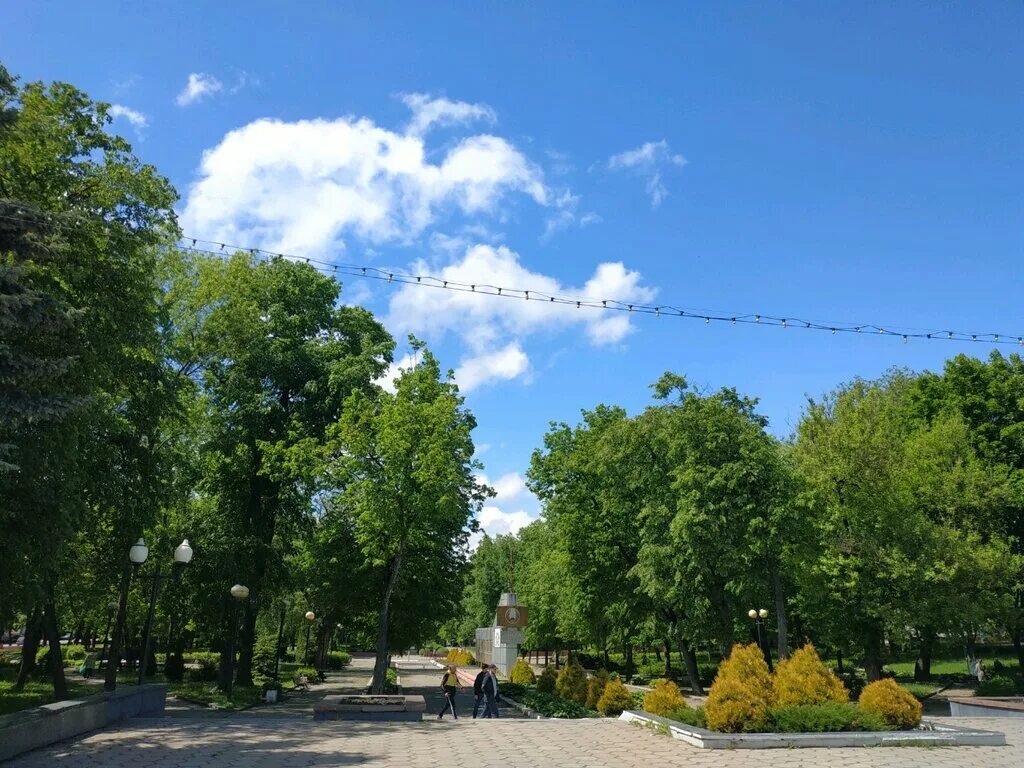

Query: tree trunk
<box><xmin>662</xmin><ymin>637</ymin><xmax>673</xmax><ymax>676</ymax></box>
<box><xmin>371</xmin><ymin>549</ymin><xmax>403</xmax><ymax>694</ymax></box>
<box><xmin>218</xmin><ymin>596</ymin><xmax>235</xmax><ymax>691</ymax></box>
<box><xmin>678</xmin><ymin>636</ymin><xmax>704</xmax><ymax>696</ymax></box>
<box><xmin>863</xmin><ymin>624</ymin><xmax>884</xmax><ymax>682</ymax></box>
<box><xmin>234</xmin><ymin>599</ymin><xmax>257</xmax><ymax>687</ymax></box>
<box><xmin>625</xmin><ymin>644</ymin><xmax>634</xmax><ymax>678</ymax></box>
<box><xmin>836</xmin><ymin>649</ymin><xmax>844</xmax><ymax>674</ymax></box>
<box><xmin>772</xmin><ymin>565</ymin><xmax>789</xmax><ymax>659</ymax></box>
<box><xmin>103</xmin><ymin>566</ymin><xmax>132</xmax><ymax>691</ymax></box>
<box><xmin>914</xmin><ymin>629</ymin><xmax>934</xmax><ymax>682</ymax></box>
<box><xmin>603</xmin><ymin>646</ymin><xmax>610</xmax><ymax>670</ymax></box>
<box><xmin>14</xmin><ymin>608</ymin><xmax>43</xmax><ymax>691</ymax></box>
<box><xmin>43</xmin><ymin>599</ymin><xmax>67</xmax><ymax>699</ymax></box>
<box><xmin>1012</xmin><ymin>625</ymin><xmax>1024</xmax><ymax>669</ymax></box>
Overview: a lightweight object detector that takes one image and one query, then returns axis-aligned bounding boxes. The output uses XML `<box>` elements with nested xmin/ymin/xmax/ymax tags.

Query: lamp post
<box><xmin>747</xmin><ymin>608</ymin><xmax>772</xmax><ymax>671</ymax></box>
<box><xmin>225</xmin><ymin>584</ymin><xmax>250</xmax><ymax>696</ymax></box>
<box><xmin>304</xmin><ymin>611</ymin><xmax>316</xmax><ymax>665</ymax></box>
<box><xmin>137</xmin><ymin>539</ymin><xmax>194</xmax><ymax>685</ymax></box>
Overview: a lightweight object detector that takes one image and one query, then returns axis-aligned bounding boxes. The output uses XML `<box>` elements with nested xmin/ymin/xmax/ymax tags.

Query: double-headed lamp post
<box><xmin>747</xmin><ymin>608</ymin><xmax>771</xmax><ymax>669</ymax></box>
<box><xmin>136</xmin><ymin>538</ymin><xmax>194</xmax><ymax>685</ymax></box>
<box><xmin>304</xmin><ymin>611</ymin><xmax>316</xmax><ymax>665</ymax></box>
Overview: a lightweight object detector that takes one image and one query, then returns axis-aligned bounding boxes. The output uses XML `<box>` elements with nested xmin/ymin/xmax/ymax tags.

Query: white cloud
<box><xmin>387</xmin><ymin>243</ymin><xmax>655</xmax><ymax>359</ymax></box>
<box><xmin>176</xmin><ymin>73</ymin><xmax>223</xmax><ymax>106</ymax></box>
<box><xmin>491</xmin><ymin>472</ymin><xmax>526</xmax><ymax>503</ymax></box>
<box><xmin>607</xmin><ymin>139</ymin><xmax>687</xmax><ymax>208</ymax></box>
<box><xmin>454</xmin><ymin>342</ymin><xmax>529</xmax><ymax>393</ymax></box>
<box><xmin>374</xmin><ymin>352</ymin><xmax>418</xmax><ymax>394</ymax></box>
<box><xmin>401</xmin><ymin>93</ymin><xmax>495</xmax><ymax>136</ymax></box>
<box><xmin>180</xmin><ymin>112</ymin><xmax>556</xmax><ymax>256</ymax></box>
<box><xmin>108</xmin><ymin>104</ymin><xmax>148</xmax><ymax>131</ymax></box>
<box><xmin>476</xmin><ymin>505</ymin><xmax>536</xmax><ymax>539</ymax></box>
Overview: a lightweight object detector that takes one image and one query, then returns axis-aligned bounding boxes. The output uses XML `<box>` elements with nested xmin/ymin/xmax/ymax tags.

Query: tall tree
<box><xmin>332</xmin><ymin>341</ymin><xmax>488</xmax><ymax>693</ymax></box>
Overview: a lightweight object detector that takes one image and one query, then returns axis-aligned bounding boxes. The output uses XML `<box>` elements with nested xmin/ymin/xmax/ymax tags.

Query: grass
<box><xmin>0</xmin><ymin>678</ymin><xmax>103</xmax><ymax>716</ymax></box>
<box><xmin>897</xmin><ymin>682</ymin><xmax>944</xmax><ymax>699</ymax></box>
<box><xmin>884</xmin><ymin>656</ymin><xmax>1019</xmax><ymax>678</ymax></box>
<box><xmin>167</xmin><ymin>682</ymin><xmax>263</xmax><ymax>709</ymax></box>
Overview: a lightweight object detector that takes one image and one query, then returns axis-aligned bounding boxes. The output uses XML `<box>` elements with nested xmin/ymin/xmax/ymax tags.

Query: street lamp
<box><xmin>304</xmin><ymin>611</ymin><xmax>316</xmax><ymax>665</ymax></box>
<box><xmin>224</xmin><ymin>584</ymin><xmax>250</xmax><ymax>696</ymax></box>
<box><xmin>747</xmin><ymin>607</ymin><xmax>772</xmax><ymax>671</ymax></box>
<box><xmin>137</xmin><ymin>539</ymin><xmax>194</xmax><ymax>684</ymax></box>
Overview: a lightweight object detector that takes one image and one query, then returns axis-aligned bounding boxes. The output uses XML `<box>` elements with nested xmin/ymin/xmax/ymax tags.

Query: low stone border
<box><xmin>949</xmin><ymin>696</ymin><xmax>1024</xmax><ymax>718</ymax></box>
<box><xmin>314</xmin><ymin>694</ymin><xmax>425</xmax><ymax>722</ymax></box>
<box><xmin>618</xmin><ymin>710</ymin><xmax>1007</xmax><ymax>749</ymax></box>
<box><xmin>0</xmin><ymin>684</ymin><xmax>167</xmax><ymax>762</ymax></box>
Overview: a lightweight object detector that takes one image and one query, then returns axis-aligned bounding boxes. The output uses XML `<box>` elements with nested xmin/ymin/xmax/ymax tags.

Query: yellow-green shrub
<box><xmin>555</xmin><ymin>662</ymin><xmax>589</xmax><ymax>705</ymax></box>
<box><xmin>445</xmin><ymin>648</ymin><xmax>475</xmax><ymax>665</ymax></box>
<box><xmin>585</xmin><ymin>669</ymin><xmax>610</xmax><ymax>709</ymax></box>
<box><xmin>704</xmin><ymin>643</ymin><xmax>774</xmax><ymax>733</ymax></box>
<box><xmin>597</xmin><ymin>677</ymin><xmax>635</xmax><ymax>716</ymax></box>
<box><xmin>772</xmin><ymin>643</ymin><xmax>848</xmax><ymax>706</ymax></box>
<box><xmin>643</xmin><ymin>678</ymin><xmax>689</xmax><ymax>716</ymax></box>
<box><xmin>858</xmin><ymin>679</ymin><xmax>922</xmax><ymax>729</ymax></box>
<box><xmin>509</xmin><ymin>658</ymin><xmax>536</xmax><ymax>685</ymax></box>
<box><xmin>537</xmin><ymin>665</ymin><xmax>558</xmax><ymax>693</ymax></box>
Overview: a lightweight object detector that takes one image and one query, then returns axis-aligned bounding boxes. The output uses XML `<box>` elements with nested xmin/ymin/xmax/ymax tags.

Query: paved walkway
<box><xmin>6</xmin><ymin>655</ymin><xmax>1023</xmax><ymax>767</ymax></box>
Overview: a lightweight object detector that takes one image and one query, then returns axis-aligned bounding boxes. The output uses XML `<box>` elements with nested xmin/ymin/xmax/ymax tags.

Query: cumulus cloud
<box><xmin>180</xmin><ymin>113</ymin><xmax>554</xmax><ymax>256</ymax></box>
<box><xmin>401</xmin><ymin>93</ymin><xmax>495</xmax><ymax>136</ymax></box>
<box><xmin>176</xmin><ymin>73</ymin><xmax>223</xmax><ymax>106</ymax></box>
<box><xmin>475</xmin><ymin>505</ymin><xmax>536</xmax><ymax>541</ymax></box>
<box><xmin>387</xmin><ymin>243</ymin><xmax>655</xmax><ymax>359</ymax></box>
<box><xmin>107</xmin><ymin>104</ymin><xmax>148</xmax><ymax>131</ymax></box>
<box><xmin>374</xmin><ymin>352</ymin><xmax>418</xmax><ymax>394</ymax></box>
<box><xmin>455</xmin><ymin>343</ymin><xmax>529</xmax><ymax>393</ymax></box>
<box><xmin>608</xmin><ymin>139</ymin><xmax>687</xmax><ymax>207</ymax></box>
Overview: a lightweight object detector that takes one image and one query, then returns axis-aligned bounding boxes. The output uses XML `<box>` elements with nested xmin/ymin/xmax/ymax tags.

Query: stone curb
<box><xmin>618</xmin><ymin>710</ymin><xmax>1008</xmax><ymax>749</ymax></box>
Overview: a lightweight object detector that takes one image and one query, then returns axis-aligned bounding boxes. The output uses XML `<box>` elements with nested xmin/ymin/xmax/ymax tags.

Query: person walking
<box><xmin>437</xmin><ymin>664</ymin><xmax>460</xmax><ymax>719</ymax></box>
<box><xmin>472</xmin><ymin>663</ymin><xmax>489</xmax><ymax>718</ymax></box>
<box><xmin>483</xmin><ymin>664</ymin><xmax>500</xmax><ymax>718</ymax></box>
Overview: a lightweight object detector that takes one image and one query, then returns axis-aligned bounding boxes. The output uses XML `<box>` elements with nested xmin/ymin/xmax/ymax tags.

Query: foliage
<box><xmin>509</xmin><ymin>658</ymin><xmax>536</xmax><ymax>685</ymax></box>
<box><xmin>704</xmin><ymin>644</ymin><xmax>774</xmax><ymax>733</ymax></box>
<box><xmin>857</xmin><ymin>679</ymin><xmax>922</xmax><ymax>729</ymax></box>
<box><xmin>772</xmin><ymin>643</ymin><xmax>848</xmax><ymax>706</ymax></box>
<box><xmin>164</xmin><ymin>654</ymin><xmax>186</xmax><ymax>683</ymax></box>
<box><xmin>976</xmin><ymin>675</ymin><xmax>1019</xmax><ymax>697</ymax></box>
<box><xmin>585</xmin><ymin>668</ymin><xmax>609</xmax><ymax>709</ymax></box>
<box><xmin>445</xmin><ymin>648</ymin><xmax>475</xmax><ymax>666</ymax></box>
<box><xmin>666</xmin><ymin>706</ymin><xmax>706</xmax><ymax>729</ymax></box>
<box><xmin>537</xmin><ymin>665</ymin><xmax>558</xmax><ymax>693</ymax></box>
<box><xmin>643</xmin><ymin>678</ymin><xmax>689</xmax><ymax>716</ymax></box>
<box><xmin>519</xmin><ymin>690</ymin><xmax>597</xmax><ymax>719</ymax></box>
<box><xmin>766</xmin><ymin>703</ymin><xmax>889</xmax><ymax>733</ymax></box>
<box><xmin>555</xmin><ymin>662</ymin><xmax>589</xmax><ymax>705</ymax></box>
<box><xmin>597</xmin><ymin>677</ymin><xmax>635</xmax><ymax>716</ymax></box>
<box><xmin>325</xmin><ymin>651</ymin><xmax>351</xmax><ymax>670</ymax></box>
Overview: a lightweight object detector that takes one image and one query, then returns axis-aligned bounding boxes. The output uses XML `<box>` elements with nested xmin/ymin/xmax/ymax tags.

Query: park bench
<box><xmin>292</xmin><ymin>673</ymin><xmax>312</xmax><ymax>691</ymax></box>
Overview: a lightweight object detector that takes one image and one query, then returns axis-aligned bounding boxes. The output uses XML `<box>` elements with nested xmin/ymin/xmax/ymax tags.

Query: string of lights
<box><xmin>177</xmin><ymin>235</ymin><xmax>1024</xmax><ymax>347</ymax></box>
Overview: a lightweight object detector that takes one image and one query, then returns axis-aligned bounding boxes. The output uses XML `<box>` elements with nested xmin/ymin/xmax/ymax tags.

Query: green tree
<box><xmin>331</xmin><ymin>341</ymin><xmax>488</xmax><ymax>693</ymax></box>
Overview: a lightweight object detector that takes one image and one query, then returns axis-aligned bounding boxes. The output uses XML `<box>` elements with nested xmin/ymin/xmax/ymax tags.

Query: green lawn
<box><xmin>884</xmin><ymin>656</ymin><xmax>1019</xmax><ymax>678</ymax></box>
<box><xmin>0</xmin><ymin>678</ymin><xmax>103</xmax><ymax>717</ymax></box>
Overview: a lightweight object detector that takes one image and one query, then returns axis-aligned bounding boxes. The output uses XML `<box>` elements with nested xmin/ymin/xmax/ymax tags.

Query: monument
<box><xmin>475</xmin><ymin>591</ymin><xmax>528</xmax><ymax>676</ymax></box>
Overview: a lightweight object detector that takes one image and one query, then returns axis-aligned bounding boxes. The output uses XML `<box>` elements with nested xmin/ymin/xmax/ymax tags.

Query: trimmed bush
<box><xmin>643</xmin><ymin>678</ymin><xmax>689</xmax><ymax>716</ymax></box>
<box><xmin>773</xmin><ymin>643</ymin><xmax>848</xmax><ymax>706</ymax></box>
<box><xmin>325</xmin><ymin>651</ymin><xmax>351</xmax><ymax>670</ymax></box>
<box><xmin>977</xmin><ymin>675</ymin><xmax>1018</xmax><ymax>697</ymax></box>
<box><xmin>858</xmin><ymin>679</ymin><xmax>922</xmax><ymax>729</ymax></box>
<box><xmin>704</xmin><ymin>643</ymin><xmax>774</xmax><ymax>733</ymax></box>
<box><xmin>509</xmin><ymin>658</ymin><xmax>536</xmax><ymax>685</ymax></box>
<box><xmin>585</xmin><ymin>669</ymin><xmax>609</xmax><ymax>709</ymax></box>
<box><xmin>667</xmin><ymin>706</ymin><xmax>706</xmax><ymax>729</ymax></box>
<box><xmin>556</xmin><ymin>662</ymin><xmax>589</xmax><ymax>705</ymax></box>
<box><xmin>164</xmin><ymin>653</ymin><xmax>186</xmax><ymax>683</ymax></box>
<box><xmin>597</xmin><ymin>677</ymin><xmax>635</xmax><ymax>716</ymax></box>
<box><xmin>768</xmin><ymin>703</ymin><xmax>889</xmax><ymax>733</ymax></box>
<box><xmin>445</xmin><ymin>648</ymin><xmax>475</xmax><ymax>665</ymax></box>
<box><xmin>520</xmin><ymin>690</ymin><xmax>595</xmax><ymax>718</ymax></box>
<box><xmin>537</xmin><ymin>665</ymin><xmax>558</xmax><ymax>693</ymax></box>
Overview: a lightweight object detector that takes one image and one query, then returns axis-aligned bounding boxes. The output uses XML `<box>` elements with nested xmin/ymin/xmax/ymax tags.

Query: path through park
<box><xmin>7</xmin><ymin>656</ymin><xmax>1024</xmax><ymax>767</ymax></box>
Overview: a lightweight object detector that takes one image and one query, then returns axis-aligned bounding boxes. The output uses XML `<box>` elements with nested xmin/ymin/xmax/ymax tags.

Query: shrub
<box><xmin>537</xmin><ymin>665</ymin><xmax>558</xmax><ymax>693</ymax></box>
<box><xmin>37</xmin><ymin>643</ymin><xmax>87</xmax><ymax>667</ymax></box>
<box><xmin>188</xmin><ymin>662</ymin><xmax>218</xmax><ymax>683</ymax></box>
<box><xmin>667</xmin><ymin>706</ymin><xmax>706</xmax><ymax>729</ymax></box>
<box><xmin>325</xmin><ymin>651</ymin><xmax>351</xmax><ymax>670</ymax></box>
<box><xmin>586</xmin><ymin>669</ymin><xmax>609</xmax><ymax>709</ymax></box>
<box><xmin>704</xmin><ymin>643</ymin><xmax>774</xmax><ymax>733</ymax></box>
<box><xmin>976</xmin><ymin>675</ymin><xmax>1018</xmax><ymax>697</ymax></box>
<box><xmin>252</xmin><ymin>635</ymin><xmax>278</xmax><ymax>685</ymax></box>
<box><xmin>630</xmin><ymin>674</ymin><xmax>649</xmax><ymax>686</ymax></box>
<box><xmin>597</xmin><ymin>678</ymin><xmax>635</xmax><ymax>717</ymax></box>
<box><xmin>164</xmin><ymin>653</ymin><xmax>186</xmax><ymax>683</ymax></box>
<box><xmin>521</xmin><ymin>690</ymin><xmax>595</xmax><ymax>718</ymax></box>
<box><xmin>839</xmin><ymin>672</ymin><xmax>866</xmax><ymax>701</ymax></box>
<box><xmin>509</xmin><ymin>658</ymin><xmax>536</xmax><ymax>685</ymax></box>
<box><xmin>445</xmin><ymin>648</ymin><xmax>475</xmax><ymax>665</ymax></box>
<box><xmin>768</xmin><ymin>703</ymin><xmax>889</xmax><ymax>733</ymax></box>
<box><xmin>643</xmin><ymin>678</ymin><xmax>689</xmax><ymax>716</ymax></box>
<box><xmin>773</xmin><ymin>643</ymin><xmax>848</xmax><ymax>706</ymax></box>
<box><xmin>555</xmin><ymin>663</ymin><xmax>589</xmax><ymax>705</ymax></box>
<box><xmin>858</xmin><ymin>679</ymin><xmax>922</xmax><ymax>729</ymax></box>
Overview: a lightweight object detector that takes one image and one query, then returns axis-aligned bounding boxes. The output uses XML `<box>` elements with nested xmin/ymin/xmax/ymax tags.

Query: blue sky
<box><xmin>6</xmin><ymin>2</ymin><xmax>1023</xmax><ymax>537</ymax></box>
